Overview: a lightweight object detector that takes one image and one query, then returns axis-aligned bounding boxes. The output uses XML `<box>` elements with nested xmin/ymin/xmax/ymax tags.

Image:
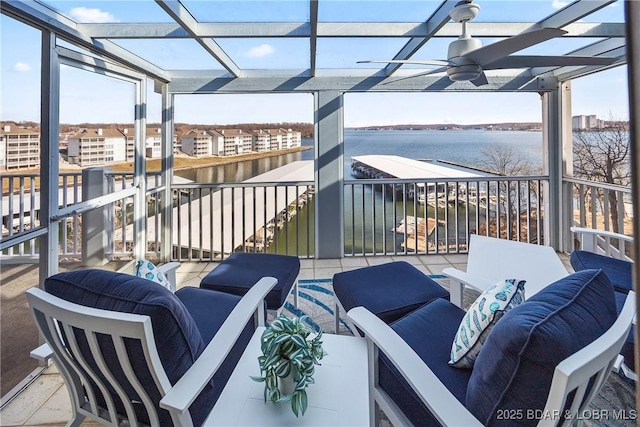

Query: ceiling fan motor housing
<box><xmin>447</xmin><ymin>36</ymin><xmax>483</xmax><ymax>81</ymax></box>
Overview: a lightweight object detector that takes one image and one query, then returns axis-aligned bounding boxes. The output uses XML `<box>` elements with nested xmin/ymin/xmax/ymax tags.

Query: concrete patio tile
<box><xmin>0</xmin><ymin>373</ymin><xmax>65</xmax><ymax>426</ymax></box>
<box><xmin>451</xmin><ymin>263</ymin><xmax>467</xmax><ymax>272</ymax></box>
<box><xmin>314</xmin><ymin>267</ymin><xmax>343</xmax><ymax>280</ymax></box>
<box><xmin>202</xmin><ymin>262</ymin><xmax>218</xmax><ymax>272</ymax></box>
<box><xmin>175</xmin><ymin>272</ymin><xmax>201</xmax><ymax>289</ymax></box>
<box><xmin>24</xmin><ymin>382</ymin><xmax>74</xmax><ymax>426</ymax></box>
<box><xmin>391</xmin><ymin>256</ymin><xmax>421</xmax><ymax>265</ymax></box>
<box><xmin>297</xmin><ymin>268</ymin><xmax>315</xmax><ymax>280</ymax></box>
<box><xmin>176</xmin><ymin>262</ymin><xmax>207</xmax><ymax>274</ymax></box>
<box><xmin>442</xmin><ymin>254</ymin><xmax>468</xmax><ymax>264</ymax></box>
<box><xmin>425</xmin><ymin>264</ymin><xmax>453</xmax><ymax>276</ymax></box>
<box><xmin>364</xmin><ymin>256</ymin><xmax>394</xmax><ymax>266</ymax></box>
<box><xmin>314</xmin><ymin>259</ymin><xmax>342</xmax><ymax>268</ymax></box>
<box><xmin>299</xmin><ymin>259</ymin><xmax>314</xmax><ymax>269</ymax></box>
<box><xmin>340</xmin><ymin>257</ymin><xmax>369</xmax><ymax>267</ymax></box>
<box><xmin>417</xmin><ymin>254</ymin><xmax>449</xmax><ymax>265</ymax></box>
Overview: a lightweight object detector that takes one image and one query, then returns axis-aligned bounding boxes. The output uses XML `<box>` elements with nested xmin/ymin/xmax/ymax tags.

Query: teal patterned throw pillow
<box><xmin>135</xmin><ymin>259</ymin><xmax>173</xmax><ymax>291</ymax></box>
<box><xmin>449</xmin><ymin>278</ymin><xmax>526</xmax><ymax>368</ymax></box>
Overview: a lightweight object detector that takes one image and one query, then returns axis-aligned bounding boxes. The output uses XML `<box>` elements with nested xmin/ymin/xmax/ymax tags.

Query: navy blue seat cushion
<box><xmin>200</xmin><ymin>253</ymin><xmax>300</xmax><ymax>310</ymax></box>
<box><xmin>570</xmin><ymin>250</ymin><xmax>632</xmax><ymax>293</ymax></box>
<box><xmin>380</xmin><ymin>298</ymin><xmax>472</xmax><ymax>426</ymax></box>
<box><xmin>45</xmin><ymin>269</ymin><xmax>218</xmax><ymax>427</ymax></box>
<box><xmin>333</xmin><ymin>261</ymin><xmax>450</xmax><ymax>324</ymax></box>
<box><xmin>466</xmin><ymin>269</ymin><xmax>617</xmax><ymax>426</ymax></box>
<box><xmin>175</xmin><ymin>286</ymin><xmax>256</xmax><ymax>404</ymax></box>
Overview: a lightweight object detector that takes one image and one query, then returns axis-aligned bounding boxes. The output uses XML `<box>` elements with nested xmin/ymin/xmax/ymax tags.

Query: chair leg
<box><xmin>293</xmin><ymin>280</ymin><xmax>298</xmax><ymax>309</ymax></box>
<box><xmin>334</xmin><ymin>303</ymin><xmax>340</xmax><ymax>334</ymax></box>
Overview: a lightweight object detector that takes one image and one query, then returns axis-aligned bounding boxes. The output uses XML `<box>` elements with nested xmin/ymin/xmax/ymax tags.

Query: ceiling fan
<box><xmin>359</xmin><ymin>0</ymin><xmax>616</xmax><ymax>86</ymax></box>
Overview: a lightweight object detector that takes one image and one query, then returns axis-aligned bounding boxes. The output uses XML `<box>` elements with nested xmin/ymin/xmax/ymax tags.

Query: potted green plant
<box><xmin>251</xmin><ymin>314</ymin><xmax>327</xmax><ymax>417</ymax></box>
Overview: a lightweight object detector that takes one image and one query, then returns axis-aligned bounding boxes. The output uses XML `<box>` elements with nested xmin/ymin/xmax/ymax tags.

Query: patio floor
<box><xmin>1</xmin><ymin>253</ymin><xmax>605</xmax><ymax>427</ymax></box>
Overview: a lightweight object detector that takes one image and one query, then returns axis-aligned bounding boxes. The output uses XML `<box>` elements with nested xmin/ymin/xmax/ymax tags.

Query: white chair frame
<box><xmin>27</xmin><ymin>276</ymin><xmax>277</xmax><ymax>427</ymax></box>
<box><xmin>571</xmin><ymin>226</ymin><xmax>634</xmax><ymax>262</ymax></box>
<box><xmin>570</xmin><ymin>226</ymin><xmax>636</xmax><ymax>381</ymax></box>
<box><xmin>443</xmin><ymin>234</ymin><xmax>569</xmax><ymax>308</ymax></box>
<box><xmin>348</xmin><ymin>291</ymin><xmax>636</xmax><ymax>427</ymax></box>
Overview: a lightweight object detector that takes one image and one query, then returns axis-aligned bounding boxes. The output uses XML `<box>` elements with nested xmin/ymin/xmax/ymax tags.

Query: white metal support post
<box><xmin>39</xmin><ymin>30</ymin><xmax>60</xmax><ymax>286</ymax></box>
<box><xmin>542</xmin><ymin>81</ymin><xmax>572</xmax><ymax>251</ymax></box>
<box><xmin>161</xmin><ymin>83</ymin><xmax>174</xmax><ymax>261</ymax></box>
<box><xmin>314</xmin><ymin>91</ymin><xmax>344</xmax><ymax>258</ymax></box>
<box><xmin>133</xmin><ymin>79</ymin><xmax>147</xmax><ymax>261</ymax></box>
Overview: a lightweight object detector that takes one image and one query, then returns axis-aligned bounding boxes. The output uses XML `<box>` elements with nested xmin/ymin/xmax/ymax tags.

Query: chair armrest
<box><xmin>347</xmin><ymin>306</ymin><xmax>482</xmax><ymax>427</ymax></box>
<box><xmin>571</xmin><ymin>227</ymin><xmax>634</xmax><ymax>260</ymax></box>
<box><xmin>30</xmin><ymin>343</ymin><xmax>53</xmax><ymax>363</ymax></box>
<box><xmin>442</xmin><ymin>267</ymin><xmax>493</xmax><ymax>307</ymax></box>
<box><xmin>158</xmin><ymin>262</ymin><xmax>181</xmax><ymax>291</ymax></box>
<box><xmin>442</xmin><ymin>267</ymin><xmax>493</xmax><ymax>292</ymax></box>
<box><xmin>571</xmin><ymin>226</ymin><xmax>634</xmax><ymax>242</ymax></box>
<box><xmin>159</xmin><ymin>276</ymin><xmax>277</xmax><ymax>416</ymax></box>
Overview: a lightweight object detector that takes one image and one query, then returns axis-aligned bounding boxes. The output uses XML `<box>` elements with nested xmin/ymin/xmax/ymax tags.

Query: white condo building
<box><xmin>121</xmin><ymin>127</ymin><xmax>163</xmax><ymax>159</ymax></box>
<box><xmin>67</xmin><ymin>128</ymin><xmax>127</xmax><ymax>167</ymax></box>
<box><xmin>181</xmin><ymin>127</ymin><xmax>302</xmax><ymax>157</ymax></box>
<box><xmin>0</xmin><ymin>124</ymin><xmax>40</xmax><ymax>171</ymax></box>
<box><xmin>181</xmin><ymin>130</ymin><xmax>215</xmax><ymax>157</ymax></box>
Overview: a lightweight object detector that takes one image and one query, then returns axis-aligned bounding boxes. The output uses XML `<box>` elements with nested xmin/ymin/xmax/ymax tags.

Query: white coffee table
<box><xmin>204</xmin><ymin>327</ymin><xmax>370</xmax><ymax>426</ymax></box>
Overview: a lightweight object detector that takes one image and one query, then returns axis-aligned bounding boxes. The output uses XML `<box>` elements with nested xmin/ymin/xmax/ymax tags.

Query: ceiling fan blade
<box><xmin>358</xmin><ymin>59</ymin><xmax>450</xmax><ymax>67</ymax></box>
<box><xmin>471</xmin><ymin>72</ymin><xmax>488</xmax><ymax>86</ymax></box>
<box><xmin>380</xmin><ymin>67</ymin><xmax>448</xmax><ymax>85</ymax></box>
<box><xmin>464</xmin><ymin>28</ymin><xmax>568</xmax><ymax>66</ymax></box>
<box><xmin>482</xmin><ymin>55</ymin><xmax>617</xmax><ymax>69</ymax></box>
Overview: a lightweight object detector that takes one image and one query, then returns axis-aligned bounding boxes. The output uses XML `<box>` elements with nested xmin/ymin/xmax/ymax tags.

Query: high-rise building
<box><xmin>571</xmin><ymin>115</ymin><xmax>600</xmax><ymax>130</ymax></box>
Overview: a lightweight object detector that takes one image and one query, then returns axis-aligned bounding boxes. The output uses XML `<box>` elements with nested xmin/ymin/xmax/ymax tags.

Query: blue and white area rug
<box><xmin>279</xmin><ymin>277</ymin><xmax>636</xmax><ymax>427</ymax></box>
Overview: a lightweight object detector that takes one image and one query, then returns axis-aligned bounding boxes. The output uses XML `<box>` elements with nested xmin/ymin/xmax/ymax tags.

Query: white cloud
<box><xmin>551</xmin><ymin>0</ymin><xmax>569</xmax><ymax>9</ymax></box>
<box><xmin>69</xmin><ymin>7</ymin><xmax>119</xmax><ymax>23</ymax></box>
<box><xmin>13</xmin><ymin>62</ymin><xmax>31</xmax><ymax>72</ymax></box>
<box><xmin>244</xmin><ymin>44</ymin><xmax>275</xmax><ymax>58</ymax></box>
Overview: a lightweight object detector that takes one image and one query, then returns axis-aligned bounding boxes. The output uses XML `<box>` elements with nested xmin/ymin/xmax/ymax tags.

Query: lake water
<box><xmin>175</xmin><ymin>129</ymin><xmax>543</xmax><ymax>183</ymax></box>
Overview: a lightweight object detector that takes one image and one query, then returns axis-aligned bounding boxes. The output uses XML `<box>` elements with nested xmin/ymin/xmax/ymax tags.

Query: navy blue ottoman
<box><xmin>200</xmin><ymin>253</ymin><xmax>300</xmax><ymax>313</ymax></box>
<box><xmin>333</xmin><ymin>261</ymin><xmax>449</xmax><ymax>334</ymax></box>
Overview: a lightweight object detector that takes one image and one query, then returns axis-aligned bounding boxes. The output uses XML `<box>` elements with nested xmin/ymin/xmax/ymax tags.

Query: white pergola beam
<box><xmin>2</xmin><ymin>0</ymin><xmax>169</xmax><ymax>82</ymax></box>
<box><xmin>78</xmin><ymin>21</ymin><xmax>625</xmax><ymax>39</ymax></box>
<box><xmin>154</xmin><ymin>0</ymin><xmax>241</xmax><ymax>77</ymax></box>
<box><xmin>167</xmin><ymin>70</ymin><xmax>544</xmax><ymax>94</ymax></box>
<box><xmin>310</xmin><ymin>0</ymin><xmax>318</xmax><ymax>76</ymax></box>
<box><xmin>385</xmin><ymin>0</ymin><xmax>458</xmax><ymax>76</ymax></box>
<box><xmin>536</xmin><ymin>0</ymin><xmax>617</xmax><ymax>29</ymax></box>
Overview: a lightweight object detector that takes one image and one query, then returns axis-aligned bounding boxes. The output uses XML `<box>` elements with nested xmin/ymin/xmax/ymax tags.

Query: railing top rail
<box><xmin>563</xmin><ymin>177</ymin><xmax>632</xmax><ymax>193</ymax></box>
<box><xmin>172</xmin><ymin>180</ymin><xmax>315</xmax><ymax>189</ymax></box>
<box><xmin>345</xmin><ymin>175</ymin><xmax>549</xmax><ymax>185</ymax></box>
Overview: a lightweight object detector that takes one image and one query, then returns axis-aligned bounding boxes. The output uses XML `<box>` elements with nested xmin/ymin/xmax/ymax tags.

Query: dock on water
<box><xmin>351</xmin><ymin>154</ymin><xmax>486</xmax><ymax>205</ymax></box>
<box><xmin>120</xmin><ymin>160</ymin><xmax>314</xmax><ymax>257</ymax></box>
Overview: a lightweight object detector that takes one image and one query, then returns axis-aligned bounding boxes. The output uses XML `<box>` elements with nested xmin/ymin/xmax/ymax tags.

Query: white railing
<box><xmin>6</xmin><ymin>172</ymin><xmax>632</xmax><ymax>262</ymax></box>
<box><xmin>345</xmin><ymin>176</ymin><xmax>548</xmax><ymax>256</ymax></box>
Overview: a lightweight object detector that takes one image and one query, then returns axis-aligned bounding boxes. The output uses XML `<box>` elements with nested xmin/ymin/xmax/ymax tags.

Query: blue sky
<box><xmin>0</xmin><ymin>1</ymin><xmax>629</xmax><ymax>126</ymax></box>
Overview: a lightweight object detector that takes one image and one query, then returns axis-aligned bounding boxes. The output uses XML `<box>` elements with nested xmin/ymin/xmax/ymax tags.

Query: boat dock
<box><xmin>350</xmin><ymin>155</ymin><xmax>484</xmax><ymax>202</ymax></box>
<box><xmin>140</xmin><ymin>160</ymin><xmax>314</xmax><ymax>256</ymax></box>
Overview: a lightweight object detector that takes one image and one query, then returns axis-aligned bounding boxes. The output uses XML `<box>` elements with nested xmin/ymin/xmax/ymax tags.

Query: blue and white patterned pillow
<box><xmin>449</xmin><ymin>278</ymin><xmax>526</xmax><ymax>368</ymax></box>
<box><xmin>135</xmin><ymin>259</ymin><xmax>173</xmax><ymax>291</ymax></box>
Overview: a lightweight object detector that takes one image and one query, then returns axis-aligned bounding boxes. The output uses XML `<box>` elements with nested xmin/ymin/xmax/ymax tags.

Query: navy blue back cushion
<box><xmin>466</xmin><ymin>269</ymin><xmax>617</xmax><ymax>426</ymax></box>
<box><xmin>45</xmin><ymin>269</ymin><xmax>210</xmax><ymax>426</ymax></box>
<box><xmin>570</xmin><ymin>250</ymin><xmax>633</xmax><ymax>294</ymax></box>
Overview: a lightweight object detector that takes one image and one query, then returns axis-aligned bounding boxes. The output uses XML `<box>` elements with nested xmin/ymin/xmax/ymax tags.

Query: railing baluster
<box><xmin>382</xmin><ymin>183</ymin><xmax>387</xmax><ymax>255</ymax></box>
<box><xmin>361</xmin><ymin>184</ymin><xmax>366</xmax><ymax>256</ymax></box>
<box><xmin>372</xmin><ymin>183</ymin><xmax>376</xmax><ymax>256</ymax></box>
